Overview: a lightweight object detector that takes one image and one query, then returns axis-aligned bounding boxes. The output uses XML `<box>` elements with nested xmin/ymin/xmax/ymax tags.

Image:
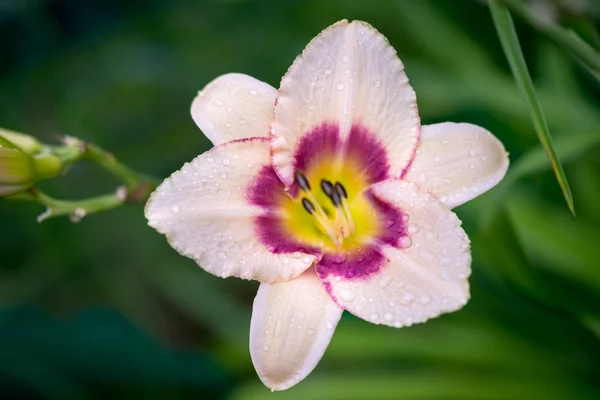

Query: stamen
<box><xmin>295</xmin><ymin>171</ymin><xmax>311</xmax><ymax>192</ymax></box>
<box><xmin>335</xmin><ymin>182</ymin><xmax>347</xmax><ymax>199</ymax></box>
<box><xmin>296</xmin><ymin>172</ymin><xmax>340</xmax><ymax>245</ymax></box>
<box><xmin>302</xmin><ymin>198</ymin><xmax>315</xmax><ymax>214</ymax></box>
<box><xmin>336</xmin><ymin>182</ymin><xmax>355</xmax><ymax>234</ymax></box>
<box><xmin>320</xmin><ymin>179</ymin><xmax>334</xmax><ymax>198</ymax></box>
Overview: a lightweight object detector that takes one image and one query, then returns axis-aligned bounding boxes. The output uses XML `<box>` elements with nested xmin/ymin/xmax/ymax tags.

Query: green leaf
<box><xmin>504</xmin><ymin>0</ymin><xmax>600</xmax><ymax>80</ymax></box>
<box><xmin>489</xmin><ymin>1</ymin><xmax>575</xmax><ymax>215</ymax></box>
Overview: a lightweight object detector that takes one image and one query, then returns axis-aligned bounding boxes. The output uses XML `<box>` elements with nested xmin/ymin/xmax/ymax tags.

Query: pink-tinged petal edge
<box><xmin>191</xmin><ymin>73</ymin><xmax>277</xmax><ymax>146</ymax></box>
<box><xmin>145</xmin><ymin>137</ymin><xmax>316</xmax><ymax>283</ymax></box>
<box><xmin>270</xmin><ymin>20</ymin><xmax>420</xmax><ymax>188</ymax></box>
<box><xmin>250</xmin><ymin>268</ymin><xmax>343</xmax><ymax>391</ymax></box>
<box><xmin>403</xmin><ymin>122</ymin><xmax>509</xmax><ymax>209</ymax></box>
<box><xmin>319</xmin><ymin>179</ymin><xmax>471</xmax><ymax>328</ymax></box>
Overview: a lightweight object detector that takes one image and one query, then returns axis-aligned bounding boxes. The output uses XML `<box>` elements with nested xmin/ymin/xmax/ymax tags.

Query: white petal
<box><xmin>322</xmin><ymin>180</ymin><xmax>471</xmax><ymax>328</ymax></box>
<box><xmin>145</xmin><ymin>138</ymin><xmax>316</xmax><ymax>283</ymax></box>
<box><xmin>271</xmin><ymin>20</ymin><xmax>419</xmax><ymax>186</ymax></box>
<box><xmin>403</xmin><ymin>122</ymin><xmax>509</xmax><ymax>209</ymax></box>
<box><xmin>191</xmin><ymin>73</ymin><xmax>277</xmax><ymax>146</ymax></box>
<box><xmin>250</xmin><ymin>269</ymin><xmax>343</xmax><ymax>391</ymax></box>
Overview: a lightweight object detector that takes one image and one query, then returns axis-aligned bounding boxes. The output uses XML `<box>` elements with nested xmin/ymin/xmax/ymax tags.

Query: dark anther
<box><xmin>295</xmin><ymin>171</ymin><xmax>311</xmax><ymax>191</ymax></box>
<box><xmin>335</xmin><ymin>182</ymin><xmax>348</xmax><ymax>199</ymax></box>
<box><xmin>330</xmin><ymin>191</ymin><xmax>342</xmax><ymax>207</ymax></box>
<box><xmin>320</xmin><ymin>179</ymin><xmax>334</xmax><ymax>197</ymax></box>
<box><xmin>302</xmin><ymin>198</ymin><xmax>315</xmax><ymax>214</ymax></box>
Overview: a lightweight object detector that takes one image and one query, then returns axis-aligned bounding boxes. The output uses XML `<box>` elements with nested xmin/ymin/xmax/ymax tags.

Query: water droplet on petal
<box><xmin>384</xmin><ymin>312</ymin><xmax>394</xmax><ymax>321</ymax></box>
<box><xmin>263</xmin><ymin>344</ymin><xmax>269</xmax><ymax>351</ymax></box>
<box><xmin>339</xmin><ymin>288</ymin><xmax>355</xmax><ymax>302</ymax></box>
<box><xmin>342</xmin><ymin>54</ymin><xmax>350</xmax><ymax>62</ymax></box>
<box><xmin>401</xmin><ymin>292</ymin><xmax>415</xmax><ymax>305</ymax></box>
<box><xmin>408</xmin><ymin>224</ymin><xmax>420</xmax><ymax>235</ymax></box>
<box><xmin>171</xmin><ymin>205</ymin><xmax>180</xmax><ymax>213</ymax></box>
<box><xmin>217</xmin><ymin>251</ymin><xmax>227</xmax><ymax>260</ymax></box>
<box><xmin>222</xmin><ymin>158</ymin><xmax>230</xmax><ymax>165</ymax></box>
<box><xmin>397</xmin><ymin>236</ymin><xmax>412</xmax><ymax>249</ymax></box>
<box><xmin>336</xmin><ymin>83</ymin><xmax>344</xmax><ymax>91</ymax></box>
<box><xmin>379</xmin><ymin>275</ymin><xmax>392</xmax><ymax>288</ymax></box>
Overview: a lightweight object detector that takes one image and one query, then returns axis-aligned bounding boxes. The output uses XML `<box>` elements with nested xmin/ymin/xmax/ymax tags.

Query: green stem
<box><xmin>502</xmin><ymin>0</ymin><xmax>600</xmax><ymax>79</ymax></box>
<box><xmin>490</xmin><ymin>0</ymin><xmax>575</xmax><ymax>215</ymax></box>
<box><xmin>16</xmin><ymin>187</ymin><xmax>127</xmax><ymax>223</ymax></box>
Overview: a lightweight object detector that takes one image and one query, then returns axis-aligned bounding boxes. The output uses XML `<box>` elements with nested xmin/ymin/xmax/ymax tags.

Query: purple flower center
<box><xmin>247</xmin><ymin>122</ymin><xmax>410</xmax><ymax>281</ymax></box>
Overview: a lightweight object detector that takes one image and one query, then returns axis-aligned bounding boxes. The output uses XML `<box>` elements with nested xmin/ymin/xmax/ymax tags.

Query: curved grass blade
<box><xmin>490</xmin><ymin>1</ymin><xmax>575</xmax><ymax>215</ymax></box>
<box><xmin>503</xmin><ymin>0</ymin><xmax>600</xmax><ymax>80</ymax></box>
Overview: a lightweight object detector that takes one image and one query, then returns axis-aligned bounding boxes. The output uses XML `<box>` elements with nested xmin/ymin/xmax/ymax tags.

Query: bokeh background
<box><xmin>2</xmin><ymin>0</ymin><xmax>600</xmax><ymax>399</ymax></box>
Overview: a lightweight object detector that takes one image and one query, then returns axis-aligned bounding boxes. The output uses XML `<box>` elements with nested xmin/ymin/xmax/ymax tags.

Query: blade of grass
<box><xmin>489</xmin><ymin>1</ymin><xmax>574</xmax><ymax>215</ymax></box>
<box><xmin>503</xmin><ymin>0</ymin><xmax>600</xmax><ymax>79</ymax></box>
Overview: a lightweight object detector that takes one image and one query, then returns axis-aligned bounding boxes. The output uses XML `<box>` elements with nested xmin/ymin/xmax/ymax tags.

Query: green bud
<box><xmin>0</xmin><ymin>127</ymin><xmax>41</xmax><ymax>154</ymax></box>
<box><xmin>0</xmin><ymin>136</ymin><xmax>62</xmax><ymax>197</ymax></box>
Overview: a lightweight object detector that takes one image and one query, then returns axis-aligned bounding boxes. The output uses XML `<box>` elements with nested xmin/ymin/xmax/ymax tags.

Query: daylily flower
<box><xmin>145</xmin><ymin>20</ymin><xmax>509</xmax><ymax>391</ymax></box>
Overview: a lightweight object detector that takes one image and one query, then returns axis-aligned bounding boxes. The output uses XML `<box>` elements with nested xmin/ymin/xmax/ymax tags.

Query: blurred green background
<box><xmin>2</xmin><ymin>0</ymin><xmax>600</xmax><ymax>398</ymax></box>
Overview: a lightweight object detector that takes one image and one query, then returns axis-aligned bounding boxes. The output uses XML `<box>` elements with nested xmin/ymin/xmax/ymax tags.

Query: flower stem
<box><xmin>4</xmin><ymin>135</ymin><xmax>160</xmax><ymax>222</ymax></box>
<box><xmin>13</xmin><ymin>187</ymin><xmax>128</xmax><ymax>222</ymax></box>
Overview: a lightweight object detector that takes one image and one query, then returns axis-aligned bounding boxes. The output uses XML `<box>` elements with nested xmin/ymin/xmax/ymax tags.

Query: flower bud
<box><xmin>0</xmin><ymin>135</ymin><xmax>62</xmax><ymax>197</ymax></box>
<box><xmin>0</xmin><ymin>128</ymin><xmax>41</xmax><ymax>154</ymax></box>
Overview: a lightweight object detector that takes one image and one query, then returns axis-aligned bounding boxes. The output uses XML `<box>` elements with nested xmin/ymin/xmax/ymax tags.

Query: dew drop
<box><xmin>384</xmin><ymin>312</ymin><xmax>394</xmax><ymax>321</ymax></box>
<box><xmin>171</xmin><ymin>205</ymin><xmax>180</xmax><ymax>213</ymax></box>
<box><xmin>292</xmin><ymin>252</ymin><xmax>302</xmax><ymax>259</ymax></box>
<box><xmin>217</xmin><ymin>251</ymin><xmax>227</xmax><ymax>260</ymax></box>
<box><xmin>336</xmin><ymin>83</ymin><xmax>344</xmax><ymax>91</ymax></box>
<box><xmin>215</xmin><ymin>100</ymin><xmax>224</xmax><ymax>106</ymax></box>
<box><xmin>397</xmin><ymin>236</ymin><xmax>412</xmax><ymax>249</ymax></box>
<box><xmin>378</xmin><ymin>275</ymin><xmax>392</xmax><ymax>288</ymax></box>
<box><xmin>332</xmin><ymin>253</ymin><xmax>347</xmax><ymax>264</ymax></box>
<box><xmin>370</xmin><ymin>313</ymin><xmax>380</xmax><ymax>321</ymax></box>
<box><xmin>469</xmin><ymin>150</ymin><xmax>476</xmax><ymax>157</ymax></box>
<box><xmin>408</xmin><ymin>224</ymin><xmax>420</xmax><ymax>235</ymax></box>
<box><xmin>250</xmin><ymin>90</ymin><xmax>257</xmax><ymax>96</ymax></box>
<box><xmin>222</xmin><ymin>158</ymin><xmax>230</xmax><ymax>165</ymax></box>
<box><xmin>339</xmin><ymin>288</ymin><xmax>355</xmax><ymax>302</ymax></box>
<box><xmin>420</xmin><ymin>295</ymin><xmax>431</xmax><ymax>304</ymax></box>
<box><xmin>263</xmin><ymin>344</ymin><xmax>269</xmax><ymax>351</ymax></box>
<box><xmin>324</xmin><ymin>69</ymin><xmax>332</xmax><ymax>75</ymax></box>
<box><xmin>373</xmin><ymin>79</ymin><xmax>381</xmax><ymax>88</ymax></box>
<box><xmin>342</xmin><ymin>54</ymin><xmax>350</xmax><ymax>62</ymax></box>
<box><xmin>307</xmin><ymin>329</ymin><xmax>314</xmax><ymax>335</ymax></box>
<box><xmin>400</xmin><ymin>292</ymin><xmax>415</xmax><ymax>305</ymax></box>
<box><xmin>302</xmin><ymin>256</ymin><xmax>312</xmax><ymax>264</ymax></box>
